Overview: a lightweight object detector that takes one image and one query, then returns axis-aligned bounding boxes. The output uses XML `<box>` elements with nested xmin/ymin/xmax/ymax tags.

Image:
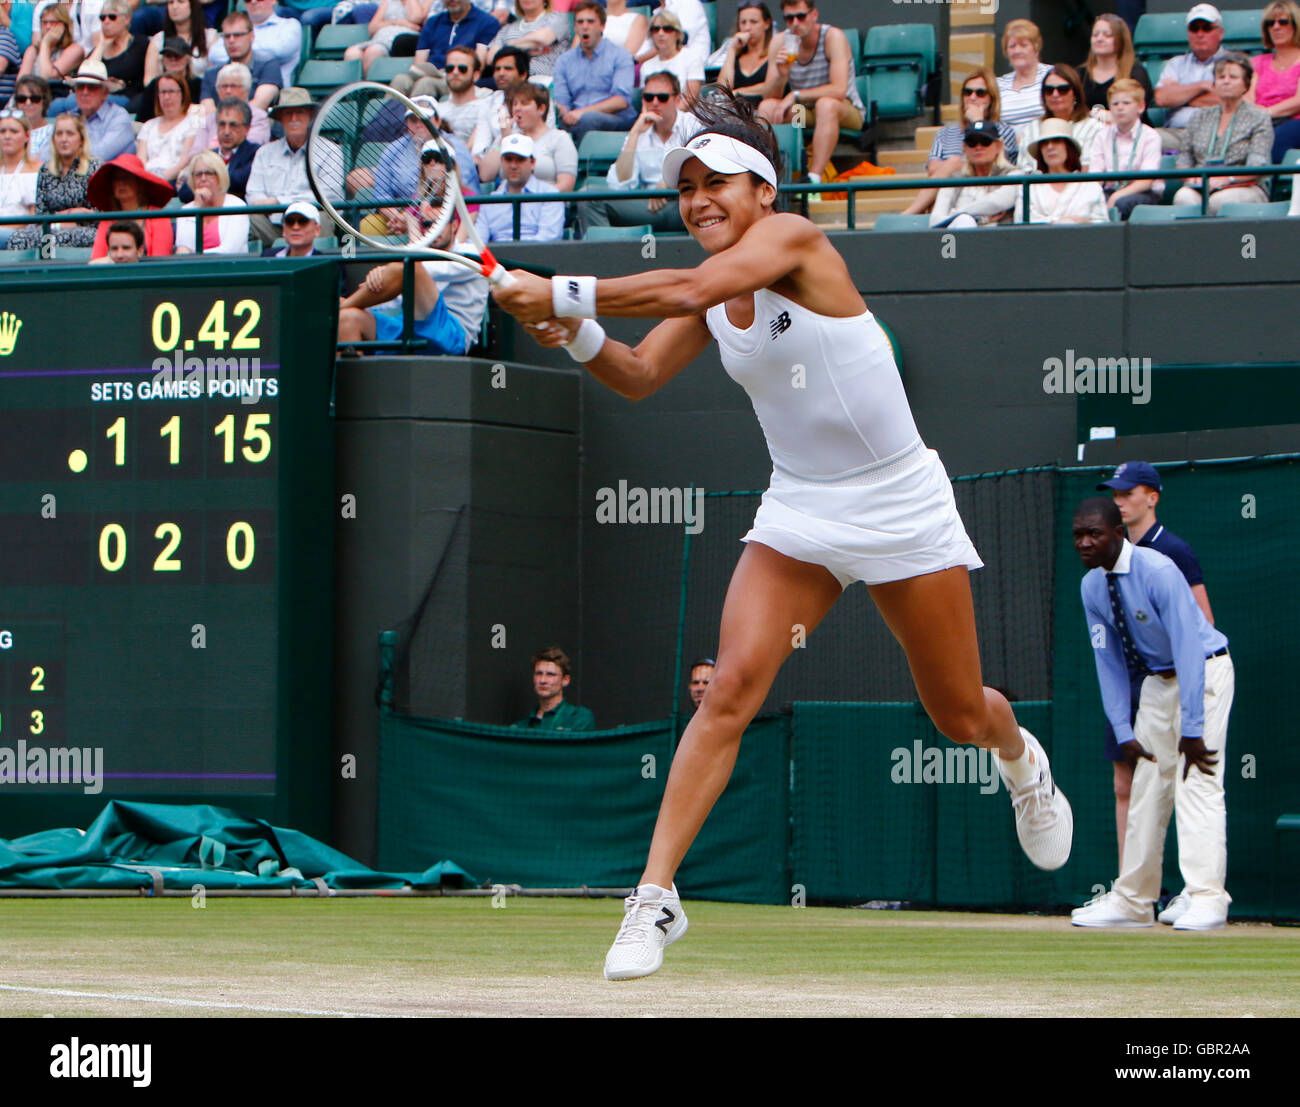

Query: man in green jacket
<box><xmin>513</xmin><ymin>646</ymin><xmax>596</xmax><ymax>731</ymax></box>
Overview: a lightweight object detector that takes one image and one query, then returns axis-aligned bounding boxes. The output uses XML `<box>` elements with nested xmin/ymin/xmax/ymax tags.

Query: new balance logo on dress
<box><xmin>770</xmin><ymin>311</ymin><xmax>791</xmax><ymax>339</ymax></box>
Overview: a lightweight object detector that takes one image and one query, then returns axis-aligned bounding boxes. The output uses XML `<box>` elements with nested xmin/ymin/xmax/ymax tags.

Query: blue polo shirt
<box><xmin>416</xmin><ymin>6</ymin><xmax>500</xmax><ymax>69</ymax></box>
<box><xmin>1082</xmin><ymin>540</ymin><xmax>1228</xmax><ymax>744</ymax></box>
<box><xmin>1136</xmin><ymin>523</ymin><xmax>1204</xmax><ymax>588</ymax></box>
<box><xmin>552</xmin><ymin>36</ymin><xmax>634</xmax><ymax>112</ymax></box>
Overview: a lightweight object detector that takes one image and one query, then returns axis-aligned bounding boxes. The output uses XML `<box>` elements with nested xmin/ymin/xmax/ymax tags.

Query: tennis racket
<box><xmin>305</xmin><ymin>81</ymin><xmax>516</xmax><ymax>289</ymax></box>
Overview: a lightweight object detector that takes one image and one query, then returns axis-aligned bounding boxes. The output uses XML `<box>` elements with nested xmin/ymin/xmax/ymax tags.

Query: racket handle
<box><xmin>480</xmin><ymin>247</ymin><xmax>516</xmax><ymax>288</ymax></box>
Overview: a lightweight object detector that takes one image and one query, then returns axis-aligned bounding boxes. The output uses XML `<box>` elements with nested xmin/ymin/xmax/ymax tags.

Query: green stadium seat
<box><xmin>1222</xmin><ymin>9</ymin><xmax>1265</xmax><ymax>51</ymax></box>
<box><xmin>844</xmin><ymin>27</ymin><xmax>861</xmax><ymax>71</ymax></box>
<box><xmin>1144</xmin><ymin>56</ymin><xmax>1167</xmax><ymax>88</ymax></box>
<box><xmin>858</xmin><ymin>25</ymin><xmax>933</xmax><ymax>125</ymax></box>
<box><xmin>1217</xmin><ymin>200</ymin><xmax>1291</xmax><ymax>219</ymax></box>
<box><xmin>583</xmin><ymin>223</ymin><xmax>652</xmax><ymax>241</ymax></box>
<box><xmin>1275</xmin><ymin>146</ymin><xmax>1300</xmax><ymax>201</ymax></box>
<box><xmin>577</xmin><ymin>129</ymin><xmax>629</xmax><ymax>178</ymax></box>
<box><xmin>297</xmin><ymin>58</ymin><xmax>363</xmax><ymax>100</ymax></box>
<box><xmin>872</xmin><ymin>213</ymin><xmax>931</xmax><ymax>232</ymax></box>
<box><xmin>1133</xmin><ymin>13</ymin><xmax>1189</xmax><ymax>63</ymax></box>
<box><xmin>51</xmin><ymin>245</ymin><xmax>94</xmax><ymax>261</ymax></box>
<box><xmin>772</xmin><ymin>122</ymin><xmax>804</xmax><ymax>181</ymax></box>
<box><xmin>863</xmin><ymin>23</ymin><xmax>935</xmax><ymax>78</ymax></box>
<box><xmin>1129</xmin><ymin>203</ymin><xmax>1209</xmax><ymax>222</ymax></box>
<box><xmin>0</xmin><ymin>247</ymin><xmax>38</xmax><ymax>264</ymax></box>
<box><xmin>367</xmin><ymin>56</ymin><xmax>410</xmax><ymax>84</ymax></box>
<box><xmin>312</xmin><ymin>24</ymin><xmax>371</xmax><ymax>60</ymax></box>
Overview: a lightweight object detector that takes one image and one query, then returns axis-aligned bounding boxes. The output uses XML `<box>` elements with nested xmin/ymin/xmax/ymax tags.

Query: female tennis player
<box><xmin>492</xmin><ymin>91</ymin><xmax>1072</xmax><ymax>981</ymax></box>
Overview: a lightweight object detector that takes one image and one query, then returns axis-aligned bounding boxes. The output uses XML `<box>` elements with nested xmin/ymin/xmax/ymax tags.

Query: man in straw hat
<box><xmin>69</xmin><ymin>58</ymin><xmax>135</xmax><ymax>162</ymax></box>
<box><xmin>246</xmin><ymin>86</ymin><xmax>341</xmax><ymax>243</ymax></box>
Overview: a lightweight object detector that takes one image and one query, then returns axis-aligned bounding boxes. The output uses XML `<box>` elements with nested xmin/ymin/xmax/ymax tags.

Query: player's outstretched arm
<box><xmin>494</xmin><ymin>214</ymin><xmax>822</xmax><ymax>324</ymax></box>
<box><xmin>529</xmin><ymin>314</ymin><xmax>713</xmax><ymax>401</ymax></box>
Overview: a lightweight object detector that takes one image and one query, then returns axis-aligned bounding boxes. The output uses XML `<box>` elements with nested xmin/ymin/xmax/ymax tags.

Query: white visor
<box><xmin>661</xmin><ymin>133</ymin><xmax>778</xmax><ymax>190</ymax></box>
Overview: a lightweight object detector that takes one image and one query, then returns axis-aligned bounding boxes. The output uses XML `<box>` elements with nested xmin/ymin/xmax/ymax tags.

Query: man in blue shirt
<box><xmin>1071</xmin><ymin>497</ymin><xmax>1234</xmax><ymax>931</ymax></box>
<box><xmin>1097</xmin><ymin>459</ymin><xmax>1216</xmax><ymax>924</ymax></box>
<box><xmin>69</xmin><ymin>60</ymin><xmax>136</xmax><ymax>162</ymax></box>
<box><xmin>414</xmin><ymin>0</ymin><xmax>499</xmax><ymax>72</ymax></box>
<box><xmin>474</xmin><ymin>132</ymin><xmax>564</xmax><ymax>243</ymax></box>
<box><xmin>551</xmin><ymin>0</ymin><xmax>636</xmax><ymax>144</ymax></box>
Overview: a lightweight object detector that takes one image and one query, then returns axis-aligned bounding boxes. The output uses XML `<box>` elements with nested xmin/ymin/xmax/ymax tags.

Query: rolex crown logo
<box><xmin>0</xmin><ymin>311</ymin><xmax>22</xmax><ymax>357</ymax></box>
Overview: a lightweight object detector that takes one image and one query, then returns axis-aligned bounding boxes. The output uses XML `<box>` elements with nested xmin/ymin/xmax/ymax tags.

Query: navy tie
<box><xmin>1107</xmin><ymin>572</ymin><xmax>1149</xmax><ymax>677</ymax></box>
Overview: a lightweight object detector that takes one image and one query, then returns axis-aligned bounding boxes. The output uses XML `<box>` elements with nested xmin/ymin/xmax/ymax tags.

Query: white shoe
<box><xmin>603</xmin><ymin>883</ymin><xmax>688</xmax><ymax>981</ymax></box>
<box><xmin>1157</xmin><ymin>892</ymin><xmax>1191</xmax><ymax>925</ymax></box>
<box><xmin>1070</xmin><ymin>891</ymin><xmax>1153</xmax><ymax>928</ymax></box>
<box><xmin>1071</xmin><ymin>891</ymin><xmax>1110</xmax><ymax>918</ymax></box>
<box><xmin>1000</xmin><ymin>728</ymin><xmax>1073</xmax><ymax>871</ymax></box>
<box><xmin>1172</xmin><ymin>901</ymin><xmax>1227</xmax><ymax>931</ymax></box>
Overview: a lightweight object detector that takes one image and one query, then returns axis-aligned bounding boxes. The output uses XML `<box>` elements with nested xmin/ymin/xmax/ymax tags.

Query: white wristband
<box><xmin>552</xmin><ymin>274</ymin><xmax>598</xmax><ymax>318</ymax></box>
<box><xmin>563</xmin><ymin>319</ymin><xmax>606</xmax><ymax>363</ymax></box>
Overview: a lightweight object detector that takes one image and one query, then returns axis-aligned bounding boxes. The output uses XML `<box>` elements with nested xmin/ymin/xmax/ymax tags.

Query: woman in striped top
<box><xmin>995</xmin><ymin>18</ymin><xmax>1052</xmax><ymax>132</ymax></box>
<box><xmin>1016</xmin><ymin>64</ymin><xmax>1103</xmax><ymax>172</ymax></box>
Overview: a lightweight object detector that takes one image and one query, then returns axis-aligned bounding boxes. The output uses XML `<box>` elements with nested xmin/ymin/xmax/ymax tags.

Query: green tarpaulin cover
<box><xmin>0</xmin><ymin>801</ymin><xmax>476</xmax><ymax>891</ymax></box>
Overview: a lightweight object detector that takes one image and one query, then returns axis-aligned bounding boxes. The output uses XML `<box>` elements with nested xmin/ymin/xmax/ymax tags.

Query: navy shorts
<box><xmin>1103</xmin><ymin>673</ymin><xmax>1147</xmax><ymax>761</ymax></box>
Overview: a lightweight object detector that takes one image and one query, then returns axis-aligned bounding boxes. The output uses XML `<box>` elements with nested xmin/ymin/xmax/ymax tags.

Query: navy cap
<box><xmin>1097</xmin><ymin>461</ymin><xmax>1161</xmax><ymax>492</ymax></box>
<box><xmin>963</xmin><ymin>119</ymin><xmax>1001</xmax><ymax>143</ymax></box>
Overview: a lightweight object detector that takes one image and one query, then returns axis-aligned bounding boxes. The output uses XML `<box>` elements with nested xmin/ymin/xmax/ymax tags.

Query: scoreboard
<box><xmin>0</xmin><ymin>260</ymin><xmax>338</xmax><ymax>839</ymax></box>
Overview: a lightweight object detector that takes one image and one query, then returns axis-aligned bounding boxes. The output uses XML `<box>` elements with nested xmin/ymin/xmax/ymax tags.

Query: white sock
<box><xmin>999</xmin><ymin>736</ymin><xmax>1039</xmax><ymax>789</ymax></box>
<box><xmin>637</xmin><ymin>883</ymin><xmax>672</xmax><ymax>898</ymax></box>
<box><xmin>808</xmin><ymin>171</ymin><xmax>821</xmax><ymax>183</ymax></box>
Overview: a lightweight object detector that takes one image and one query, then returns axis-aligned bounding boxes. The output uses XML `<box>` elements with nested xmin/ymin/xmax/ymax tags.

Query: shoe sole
<box><xmin>603</xmin><ymin>910</ymin><xmax>688</xmax><ymax>981</ymax></box>
<box><xmin>1173</xmin><ymin>920</ymin><xmax>1226</xmax><ymax>931</ymax></box>
<box><xmin>1071</xmin><ymin>917</ymin><xmax>1153</xmax><ymax>928</ymax></box>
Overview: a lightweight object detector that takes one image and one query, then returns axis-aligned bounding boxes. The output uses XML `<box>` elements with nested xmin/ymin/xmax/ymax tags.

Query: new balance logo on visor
<box><xmin>654</xmin><ymin>906</ymin><xmax>675</xmax><ymax>933</ymax></box>
<box><xmin>692</xmin><ymin>136</ymin><xmax>711</xmax><ymax>148</ymax></box>
<box><xmin>770</xmin><ymin>311</ymin><xmax>791</xmax><ymax>339</ymax></box>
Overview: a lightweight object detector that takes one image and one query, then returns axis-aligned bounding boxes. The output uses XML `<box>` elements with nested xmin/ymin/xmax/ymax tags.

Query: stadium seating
<box><xmin>872</xmin><ymin>213</ymin><xmax>930</xmax><ymax>231</ymax></box>
<box><xmin>366</xmin><ymin>56</ymin><xmax>410</xmax><ymax>84</ymax></box>
<box><xmin>1217</xmin><ymin>200</ymin><xmax>1290</xmax><ymax>219</ymax></box>
<box><xmin>577</xmin><ymin>130</ymin><xmax>629</xmax><ymax>182</ymax></box>
<box><xmin>312</xmin><ymin>24</ymin><xmax>370</xmax><ymax>60</ymax></box>
<box><xmin>298</xmin><ymin>59</ymin><xmax>363</xmax><ymax>100</ymax></box>
<box><xmin>1129</xmin><ymin>203</ymin><xmax>1210</xmax><ymax>221</ymax></box>
<box><xmin>0</xmin><ymin>248</ymin><xmax>38</xmax><ymax>264</ymax></box>
<box><xmin>863</xmin><ymin>23</ymin><xmax>936</xmax><ymax>80</ymax></box>
<box><xmin>772</xmin><ymin>122</ymin><xmax>804</xmax><ymax>181</ymax></box>
<box><xmin>1133</xmin><ymin>13</ymin><xmax>1190</xmax><ymax>63</ymax></box>
<box><xmin>1222</xmin><ymin>9</ymin><xmax>1265</xmax><ymax>51</ymax></box>
<box><xmin>858</xmin><ymin>24</ymin><xmax>934</xmax><ymax>125</ymax></box>
<box><xmin>583</xmin><ymin>223</ymin><xmax>652</xmax><ymax>240</ymax></box>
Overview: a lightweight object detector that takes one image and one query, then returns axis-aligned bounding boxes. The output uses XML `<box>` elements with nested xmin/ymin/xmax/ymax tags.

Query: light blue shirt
<box><xmin>79</xmin><ymin>101</ymin><xmax>136</xmax><ymax>163</ymax></box>
<box><xmin>474</xmin><ymin>174</ymin><xmax>563</xmax><ymax>243</ymax></box>
<box><xmin>552</xmin><ymin>36</ymin><xmax>634</xmax><ymax>113</ymax></box>
<box><xmin>1081</xmin><ymin>540</ymin><xmax>1229</xmax><ymax>743</ymax></box>
<box><xmin>373</xmin><ymin>133</ymin><xmax>480</xmax><ymax>203</ymax></box>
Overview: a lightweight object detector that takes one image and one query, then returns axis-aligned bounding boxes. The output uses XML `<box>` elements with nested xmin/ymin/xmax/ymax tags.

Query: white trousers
<box><xmin>1112</xmin><ymin>654</ymin><xmax>1234</xmax><ymax>916</ymax></box>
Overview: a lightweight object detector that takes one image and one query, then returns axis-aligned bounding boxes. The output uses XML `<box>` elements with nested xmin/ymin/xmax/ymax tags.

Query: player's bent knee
<box><xmin>929</xmin><ymin>706</ymin><xmax>987</xmax><ymax>746</ymax></box>
<box><xmin>697</xmin><ymin>666</ymin><xmax>767</xmax><ymax>723</ymax></box>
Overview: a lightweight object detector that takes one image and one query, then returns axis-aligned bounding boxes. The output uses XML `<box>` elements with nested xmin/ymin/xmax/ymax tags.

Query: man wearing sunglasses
<box><xmin>758</xmin><ymin>0</ymin><xmax>864</xmax><ymax>190</ymax></box>
<box><xmin>578</xmin><ymin>69</ymin><xmax>701</xmax><ymax>237</ymax></box>
<box><xmin>1154</xmin><ymin>4</ymin><xmax>1228</xmax><ymax>150</ymax></box>
<box><xmin>437</xmin><ymin>44</ymin><xmax>491</xmax><ymax>148</ymax></box>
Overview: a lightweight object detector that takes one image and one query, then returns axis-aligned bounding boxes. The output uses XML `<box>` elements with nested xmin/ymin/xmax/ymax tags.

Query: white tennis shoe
<box><xmin>1000</xmin><ymin>728</ymin><xmax>1073</xmax><ymax>871</ymax></box>
<box><xmin>1157</xmin><ymin>892</ymin><xmax>1191</xmax><ymax>925</ymax></box>
<box><xmin>603</xmin><ymin>883</ymin><xmax>688</xmax><ymax>981</ymax></box>
<box><xmin>1070</xmin><ymin>891</ymin><xmax>1153</xmax><ymax>928</ymax></box>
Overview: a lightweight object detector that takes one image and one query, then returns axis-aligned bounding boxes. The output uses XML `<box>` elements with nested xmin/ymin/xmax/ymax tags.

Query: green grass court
<box><xmin>2</xmin><ymin>899</ymin><xmax>1297</xmax><ymax>1018</ymax></box>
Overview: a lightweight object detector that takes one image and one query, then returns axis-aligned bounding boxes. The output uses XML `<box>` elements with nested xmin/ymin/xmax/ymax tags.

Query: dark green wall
<box><xmin>331</xmin><ymin>220</ymin><xmax>1300</xmax><ymax>861</ymax></box>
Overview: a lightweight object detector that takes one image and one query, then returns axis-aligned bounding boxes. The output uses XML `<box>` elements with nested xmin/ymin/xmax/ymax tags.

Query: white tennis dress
<box><xmin>705</xmin><ymin>288</ymin><xmax>983</xmax><ymax>587</ymax></box>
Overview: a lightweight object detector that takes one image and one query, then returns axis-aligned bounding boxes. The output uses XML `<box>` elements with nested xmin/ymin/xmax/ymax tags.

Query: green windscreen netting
<box><xmin>379</xmin><ymin>458</ymin><xmax>1300</xmax><ymax>916</ymax></box>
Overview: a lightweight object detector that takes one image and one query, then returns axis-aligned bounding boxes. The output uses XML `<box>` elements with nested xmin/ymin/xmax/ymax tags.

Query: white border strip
<box><xmin>0</xmin><ymin>983</ymin><xmax>403</xmax><ymax>1018</ymax></box>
